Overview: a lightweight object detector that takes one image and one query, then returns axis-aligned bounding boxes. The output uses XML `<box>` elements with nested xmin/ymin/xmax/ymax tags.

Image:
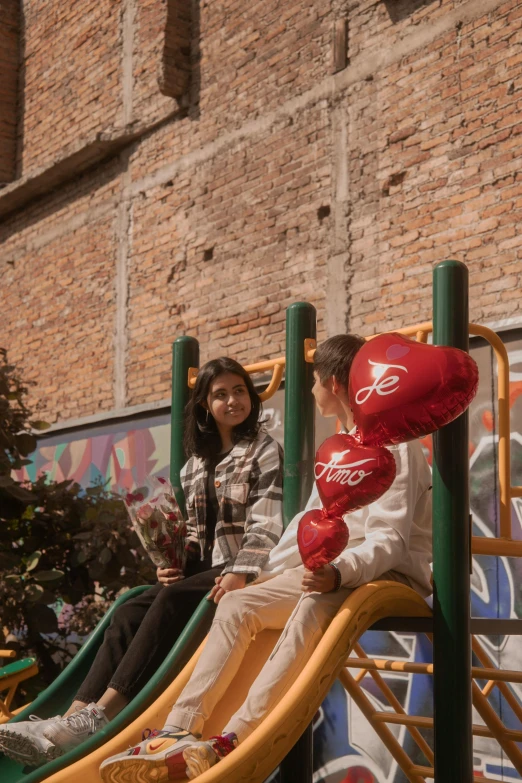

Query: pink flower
<box><xmin>150</xmin><ymin>520</ymin><xmax>158</xmax><ymax>529</ymax></box>
<box><xmin>137</xmin><ymin>504</ymin><xmax>153</xmax><ymax>520</ymax></box>
<box><xmin>166</xmin><ymin>512</ymin><xmax>178</xmax><ymax>521</ymax></box>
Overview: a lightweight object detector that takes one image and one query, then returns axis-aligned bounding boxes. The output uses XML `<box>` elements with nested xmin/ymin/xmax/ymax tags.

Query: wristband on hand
<box><xmin>328</xmin><ymin>563</ymin><xmax>342</xmax><ymax>592</ymax></box>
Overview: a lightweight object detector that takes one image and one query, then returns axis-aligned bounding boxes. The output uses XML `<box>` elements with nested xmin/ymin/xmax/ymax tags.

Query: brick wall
<box><xmin>1</xmin><ymin>0</ymin><xmax>521</xmax><ymax>424</ymax></box>
<box><xmin>19</xmin><ymin>0</ymin><xmax>122</xmax><ymax>175</ymax></box>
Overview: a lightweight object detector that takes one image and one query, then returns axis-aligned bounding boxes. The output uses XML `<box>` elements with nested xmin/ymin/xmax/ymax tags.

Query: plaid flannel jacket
<box><xmin>180</xmin><ymin>430</ymin><xmax>283</xmax><ymax>579</ymax></box>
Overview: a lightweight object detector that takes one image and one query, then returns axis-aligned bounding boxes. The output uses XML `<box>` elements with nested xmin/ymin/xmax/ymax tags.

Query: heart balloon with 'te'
<box><xmin>348</xmin><ymin>332</ymin><xmax>479</xmax><ymax>447</ymax></box>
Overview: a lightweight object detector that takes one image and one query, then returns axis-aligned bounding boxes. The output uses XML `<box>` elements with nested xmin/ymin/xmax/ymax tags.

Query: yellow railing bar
<box><xmin>340</xmin><ymin>669</ymin><xmax>428</xmax><ymax>783</ymax></box>
<box><xmin>346</xmin><ymin>635</ymin><xmax>522</xmax><ymax>781</ymax></box>
<box><xmin>258</xmin><ymin>363</ymin><xmax>284</xmax><ymax>402</ymax></box>
<box><xmin>471</xmin><ymin>537</ymin><xmax>522</xmax><ymax>557</ymax></box>
<box><xmin>371</xmin><ymin>712</ymin><xmax>522</xmax><ymax>742</ymax></box>
<box><xmin>352</xmin><ymin>643</ymin><xmax>434</xmax><ymax>765</ymax></box>
<box><xmin>472</xmin><ymin>638</ymin><xmax>522</xmax><ymax>724</ymax></box>
<box><xmin>471</xmin><ymin>679</ymin><xmax>522</xmax><ymax>774</ymax></box>
<box><xmin>304</xmin><ymin>338</ymin><xmax>316</xmax><ymax>363</ymax></box>
<box><xmin>187</xmin><ymin>356</ymin><xmax>287</xmax><ymax>403</ymax></box>
<box><xmin>345</xmin><ymin>657</ymin><xmax>522</xmax><ymax>684</ymax></box>
<box><xmin>470</xmin><ymin>323</ymin><xmax>511</xmax><ymax>538</ymax></box>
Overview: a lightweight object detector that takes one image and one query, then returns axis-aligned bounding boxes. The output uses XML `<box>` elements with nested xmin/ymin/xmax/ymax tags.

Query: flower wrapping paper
<box><xmin>124</xmin><ymin>476</ymin><xmax>187</xmax><ymax>570</ymax></box>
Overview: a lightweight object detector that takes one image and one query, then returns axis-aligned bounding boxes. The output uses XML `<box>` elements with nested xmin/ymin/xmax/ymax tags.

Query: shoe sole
<box><xmin>100</xmin><ymin>752</ymin><xmax>188</xmax><ymax>783</ymax></box>
<box><xmin>0</xmin><ymin>730</ymin><xmax>58</xmax><ymax>767</ymax></box>
<box><xmin>183</xmin><ymin>745</ymin><xmax>215</xmax><ymax>780</ymax></box>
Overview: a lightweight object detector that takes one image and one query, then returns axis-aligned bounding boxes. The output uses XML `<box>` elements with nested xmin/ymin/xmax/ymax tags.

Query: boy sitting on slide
<box><xmin>100</xmin><ymin>333</ymin><xmax>433</xmax><ymax>782</ymax></box>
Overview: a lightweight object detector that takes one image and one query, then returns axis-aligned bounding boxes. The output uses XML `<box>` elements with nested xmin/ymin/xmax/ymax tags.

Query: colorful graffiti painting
<box><xmin>16</xmin><ymin>413</ymin><xmax>172</xmax><ymax>493</ymax></box>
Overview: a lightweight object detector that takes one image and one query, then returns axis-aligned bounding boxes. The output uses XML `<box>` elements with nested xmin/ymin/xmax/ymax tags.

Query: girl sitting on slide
<box><xmin>0</xmin><ymin>357</ymin><xmax>283</xmax><ymax>767</ymax></box>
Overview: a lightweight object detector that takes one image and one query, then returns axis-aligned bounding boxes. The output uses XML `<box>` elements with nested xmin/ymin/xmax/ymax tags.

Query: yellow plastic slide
<box><xmin>41</xmin><ymin>582</ymin><xmax>431</xmax><ymax>783</ymax></box>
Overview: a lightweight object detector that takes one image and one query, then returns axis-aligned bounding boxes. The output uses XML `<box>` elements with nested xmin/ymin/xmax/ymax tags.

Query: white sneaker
<box><xmin>43</xmin><ymin>703</ymin><xmax>108</xmax><ymax>754</ymax></box>
<box><xmin>0</xmin><ymin>715</ymin><xmax>62</xmax><ymax>767</ymax></box>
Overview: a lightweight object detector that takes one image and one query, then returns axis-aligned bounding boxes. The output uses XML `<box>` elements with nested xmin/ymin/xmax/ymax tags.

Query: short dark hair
<box><xmin>183</xmin><ymin>357</ymin><xmax>262</xmax><ymax>460</ymax></box>
<box><xmin>313</xmin><ymin>334</ymin><xmax>365</xmax><ymax>387</ymax></box>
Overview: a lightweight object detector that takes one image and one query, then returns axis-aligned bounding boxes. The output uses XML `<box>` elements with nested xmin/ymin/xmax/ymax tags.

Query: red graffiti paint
<box><xmin>340</xmin><ymin>767</ymin><xmax>375</xmax><ymax>783</ymax></box>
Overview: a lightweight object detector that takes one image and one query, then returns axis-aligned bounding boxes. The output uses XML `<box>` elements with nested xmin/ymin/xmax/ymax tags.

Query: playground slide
<box><xmin>36</xmin><ymin>581</ymin><xmax>431</xmax><ymax>783</ymax></box>
<box><xmin>0</xmin><ymin>586</ymin><xmax>215</xmax><ymax>783</ymax></box>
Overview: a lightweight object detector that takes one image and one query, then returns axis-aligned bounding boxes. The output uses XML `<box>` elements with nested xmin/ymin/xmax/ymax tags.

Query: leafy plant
<box><xmin>0</xmin><ymin>351</ymin><xmax>156</xmax><ymax>695</ymax></box>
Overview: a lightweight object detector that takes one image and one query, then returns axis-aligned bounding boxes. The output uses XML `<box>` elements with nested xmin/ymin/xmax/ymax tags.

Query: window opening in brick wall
<box><xmin>0</xmin><ymin>0</ymin><xmax>20</xmax><ymax>184</ymax></box>
<box><xmin>159</xmin><ymin>0</ymin><xmax>192</xmax><ymax>100</ymax></box>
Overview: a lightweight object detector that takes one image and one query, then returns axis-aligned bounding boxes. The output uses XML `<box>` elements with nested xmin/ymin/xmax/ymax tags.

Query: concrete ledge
<box><xmin>0</xmin><ymin>111</ymin><xmax>178</xmax><ymax>221</ymax></box>
<box><xmin>39</xmin><ymin>398</ymin><xmax>172</xmax><ymax>437</ymax></box>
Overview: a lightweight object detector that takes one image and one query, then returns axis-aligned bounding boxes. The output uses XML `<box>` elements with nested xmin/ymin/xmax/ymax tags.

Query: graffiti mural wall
<box><xmin>15</xmin><ymin>334</ymin><xmax>522</xmax><ymax>781</ymax></box>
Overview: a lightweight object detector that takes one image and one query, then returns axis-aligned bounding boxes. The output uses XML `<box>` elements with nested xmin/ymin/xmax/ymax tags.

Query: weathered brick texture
<box><xmin>346</xmin><ymin>0</ymin><xmax>522</xmax><ymax>332</ymax></box>
<box><xmin>1</xmin><ymin>0</ymin><xmax>522</xmax><ymax>424</ymax></box>
<box><xmin>19</xmin><ymin>0</ymin><xmax>122</xmax><ymax>175</ymax></box>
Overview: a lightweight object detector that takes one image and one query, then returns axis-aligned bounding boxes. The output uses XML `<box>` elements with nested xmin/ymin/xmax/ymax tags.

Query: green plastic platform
<box><xmin>0</xmin><ymin>658</ymin><xmax>37</xmax><ymax>680</ymax></box>
<box><xmin>0</xmin><ymin>584</ymin><xmax>214</xmax><ymax>783</ymax></box>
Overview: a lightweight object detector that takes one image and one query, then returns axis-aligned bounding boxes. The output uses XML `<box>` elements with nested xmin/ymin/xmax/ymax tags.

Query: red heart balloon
<box><xmin>297</xmin><ymin>508</ymin><xmax>349</xmax><ymax>571</ymax></box>
<box><xmin>315</xmin><ymin>433</ymin><xmax>396</xmax><ymax>515</ymax></box>
<box><xmin>349</xmin><ymin>333</ymin><xmax>479</xmax><ymax>446</ymax></box>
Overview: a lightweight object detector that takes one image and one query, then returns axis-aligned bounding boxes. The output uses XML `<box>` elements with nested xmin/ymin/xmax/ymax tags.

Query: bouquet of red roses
<box><xmin>124</xmin><ymin>476</ymin><xmax>187</xmax><ymax>570</ymax></box>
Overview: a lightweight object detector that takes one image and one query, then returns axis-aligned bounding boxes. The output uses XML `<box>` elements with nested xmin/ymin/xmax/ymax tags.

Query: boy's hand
<box><xmin>208</xmin><ymin>572</ymin><xmax>247</xmax><ymax>604</ymax></box>
<box><xmin>302</xmin><ymin>566</ymin><xmax>337</xmax><ymax>593</ymax></box>
<box><xmin>157</xmin><ymin>567</ymin><xmax>184</xmax><ymax>586</ymax></box>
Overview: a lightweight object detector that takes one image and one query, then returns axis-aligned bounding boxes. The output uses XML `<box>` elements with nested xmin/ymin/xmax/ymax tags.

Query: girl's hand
<box><xmin>301</xmin><ymin>566</ymin><xmax>336</xmax><ymax>593</ymax></box>
<box><xmin>208</xmin><ymin>572</ymin><xmax>247</xmax><ymax>604</ymax></box>
<box><xmin>157</xmin><ymin>567</ymin><xmax>184</xmax><ymax>586</ymax></box>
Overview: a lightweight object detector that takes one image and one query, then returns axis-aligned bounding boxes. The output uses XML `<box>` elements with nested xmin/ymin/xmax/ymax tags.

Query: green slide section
<box><xmin>0</xmin><ymin>585</ymin><xmax>214</xmax><ymax>783</ymax></box>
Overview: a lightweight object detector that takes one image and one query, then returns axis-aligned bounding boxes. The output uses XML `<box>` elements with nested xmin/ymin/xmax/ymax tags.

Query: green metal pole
<box><xmin>280</xmin><ymin>302</ymin><xmax>316</xmax><ymax>783</ymax></box>
<box><xmin>432</xmin><ymin>260</ymin><xmax>473</xmax><ymax>782</ymax></box>
<box><xmin>170</xmin><ymin>336</ymin><xmax>199</xmax><ymax>511</ymax></box>
<box><xmin>282</xmin><ymin>302</ymin><xmax>317</xmax><ymax>528</ymax></box>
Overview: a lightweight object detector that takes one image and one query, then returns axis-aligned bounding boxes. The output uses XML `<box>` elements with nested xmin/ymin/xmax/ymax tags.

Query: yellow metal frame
<box><xmin>185</xmin><ymin>338</ymin><xmax>319</xmax><ymax>403</ymax></box>
<box><xmin>40</xmin><ymin>322</ymin><xmax>520</xmax><ymax>783</ymax></box>
<box><xmin>187</xmin><ymin>354</ymin><xmax>289</xmax><ymax>402</ymax></box>
<box><xmin>0</xmin><ymin>651</ymin><xmax>38</xmax><ymax>723</ymax></box>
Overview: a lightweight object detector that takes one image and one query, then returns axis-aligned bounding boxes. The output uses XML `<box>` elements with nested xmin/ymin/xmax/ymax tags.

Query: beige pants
<box><xmin>165</xmin><ymin>566</ymin><xmax>408</xmax><ymax>741</ymax></box>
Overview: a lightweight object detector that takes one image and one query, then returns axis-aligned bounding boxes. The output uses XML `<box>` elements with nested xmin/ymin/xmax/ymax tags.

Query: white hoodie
<box><xmin>257</xmin><ymin>438</ymin><xmax>433</xmax><ymax>598</ymax></box>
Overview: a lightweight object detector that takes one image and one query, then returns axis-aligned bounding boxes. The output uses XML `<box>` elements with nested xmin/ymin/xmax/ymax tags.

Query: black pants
<box><xmin>75</xmin><ymin>564</ymin><xmax>222</xmax><ymax>703</ymax></box>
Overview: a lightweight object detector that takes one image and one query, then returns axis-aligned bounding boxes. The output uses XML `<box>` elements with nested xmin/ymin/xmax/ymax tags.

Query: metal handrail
<box><xmin>187</xmin><ymin>355</ymin><xmax>287</xmax><ymax>402</ymax></box>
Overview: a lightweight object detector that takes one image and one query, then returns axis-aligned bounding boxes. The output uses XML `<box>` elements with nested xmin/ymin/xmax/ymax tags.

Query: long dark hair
<box><xmin>183</xmin><ymin>357</ymin><xmax>262</xmax><ymax>460</ymax></box>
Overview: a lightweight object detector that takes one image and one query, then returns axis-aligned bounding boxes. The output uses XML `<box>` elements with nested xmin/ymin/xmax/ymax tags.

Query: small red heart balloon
<box><xmin>297</xmin><ymin>508</ymin><xmax>349</xmax><ymax>571</ymax></box>
<box><xmin>315</xmin><ymin>433</ymin><xmax>396</xmax><ymax>516</ymax></box>
<box><xmin>349</xmin><ymin>332</ymin><xmax>479</xmax><ymax>447</ymax></box>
